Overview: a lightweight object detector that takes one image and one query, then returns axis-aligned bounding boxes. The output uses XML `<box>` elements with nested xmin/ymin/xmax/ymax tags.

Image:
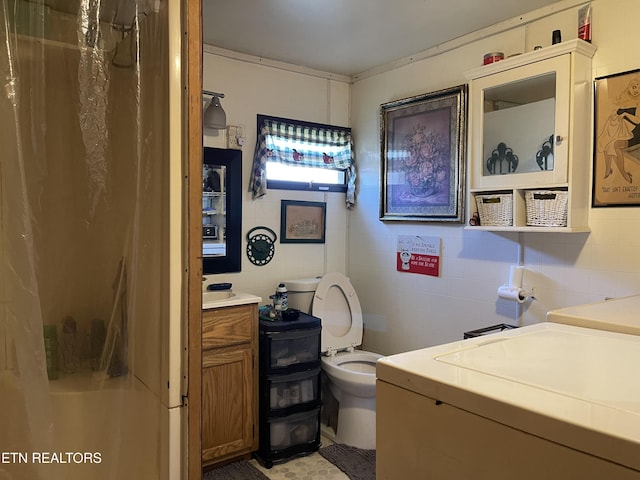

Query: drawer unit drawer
<box><xmin>203</xmin><ymin>304</ymin><xmax>255</xmax><ymax>350</ymax></box>
<box><xmin>265</xmin><ymin>408</ymin><xmax>320</xmax><ymax>454</ymax></box>
<box><xmin>260</xmin><ymin>327</ymin><xmax>321</xmax><ymax>373</ymax></box>
<box><xmin>263</xmin><ymin>368</ymin><xmax>320</xmax><ymax>416</ymax></box>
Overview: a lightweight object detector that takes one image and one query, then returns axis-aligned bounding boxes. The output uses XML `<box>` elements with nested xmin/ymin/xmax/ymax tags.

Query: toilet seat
<box><xmin>323</xmin><ymin>351</ymin><xmax>379</xmax><ymax>374</ymax></box>
<box><xmin>312</xmin><ymin>272</ymin><xmax>363</xmax><ymax>355</ymax></box>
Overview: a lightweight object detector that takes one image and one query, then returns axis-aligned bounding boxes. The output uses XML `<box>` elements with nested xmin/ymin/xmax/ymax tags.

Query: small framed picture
<box><xmin>280</xmin><ymin>200</ymin><xmax>326</xmax><ymax>243</ymax></box>
<box><xmin>593</xmin><ymin>68</ymin><xmax>640</xmax><ymax>207</ymax></box>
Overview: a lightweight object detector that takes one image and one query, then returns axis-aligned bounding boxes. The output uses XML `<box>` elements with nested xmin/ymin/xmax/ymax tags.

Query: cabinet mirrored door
<box><xmin>470</xmin><ymin>54</ymin><xmax>571</xmax><ymax>190</ymax></box>
<box><xmin>483</xmin><ymin>72</ymin><xmax>557</xmax><ymax>176</ymax></box>
<box><xmin>203</xmin><ymin>147</ymin><xmax>242</xmax><ymax>274</ymax></box>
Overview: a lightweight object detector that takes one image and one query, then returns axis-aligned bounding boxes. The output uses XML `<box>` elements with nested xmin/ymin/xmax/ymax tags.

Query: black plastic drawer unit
<box><xmin>255</xmin><ymin>312</ymin><xmax>322</xmax><ymax>468</ymax></box>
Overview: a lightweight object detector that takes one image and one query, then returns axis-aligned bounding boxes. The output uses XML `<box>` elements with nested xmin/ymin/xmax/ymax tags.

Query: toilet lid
<box><xmin>312</xmin><ymin>272</ymin><xmax>362</xmax><ymax>354</ymax></box>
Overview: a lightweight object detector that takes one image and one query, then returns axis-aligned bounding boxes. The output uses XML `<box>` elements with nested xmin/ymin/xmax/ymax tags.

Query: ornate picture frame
<box><xmin>380</xmin><ymin>85</ymin><xmax>467</xmax><ymax>222</ymax></box>
<box><xmin>593</xmin><ymin>68</ymin><xmax>640</xmax><ymax>207</ymax></box>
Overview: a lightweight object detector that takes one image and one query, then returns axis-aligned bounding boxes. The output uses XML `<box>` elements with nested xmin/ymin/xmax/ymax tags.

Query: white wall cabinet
<box><xmin>466</xmin><ymin>40</ymin><xmax>597</xmax><ymax>232</ymax></box>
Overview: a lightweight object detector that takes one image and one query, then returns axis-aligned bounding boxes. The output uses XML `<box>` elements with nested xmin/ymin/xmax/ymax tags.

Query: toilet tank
<box><xmin>283</xmin><ymin>277</ymin><xmax>321</xmax><ymax>314</ymax></box>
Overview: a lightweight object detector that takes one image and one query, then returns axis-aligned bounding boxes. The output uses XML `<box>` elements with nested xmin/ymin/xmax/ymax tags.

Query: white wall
<box><xmin>203</xmin><ymin>0</ymin><xmax>640</xmax><ymax>356</ymax></box>
<box><xmin>352</xmin><ymin>0</ymin><xmax>640</xmax><ymax>355</ymax></box>
<box><xmin>202</xmin><ymin>51</ymin><xmax>351</xmax><ymax>303</ymax></box>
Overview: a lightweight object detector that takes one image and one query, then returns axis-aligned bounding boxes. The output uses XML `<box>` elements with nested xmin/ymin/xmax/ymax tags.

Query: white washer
<box><xmin>376</xmin><ymin>323</ymin><xmax>640</xmax><ymax>479</ymax></box>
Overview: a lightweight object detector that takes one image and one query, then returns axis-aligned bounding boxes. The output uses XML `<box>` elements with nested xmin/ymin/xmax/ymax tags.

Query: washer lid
<box><xmin>312</xmin><ymin>272</ymin><xmax>362</xmax><ymax>354</ymax></box>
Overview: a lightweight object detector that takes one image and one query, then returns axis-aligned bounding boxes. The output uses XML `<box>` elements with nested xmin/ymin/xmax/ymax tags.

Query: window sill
<box><xmin>266</xmin><ymin>180</ymin><xmax>347</xmax><ymax>193</ymax></box>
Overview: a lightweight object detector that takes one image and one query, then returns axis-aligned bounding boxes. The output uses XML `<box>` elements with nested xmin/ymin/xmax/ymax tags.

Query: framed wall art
<box><xmin>380</xmin><ymin>84</ymin><xmax>467</xmax><ymax>222</ymax></box>
<box><xmin>593</xmin><ymin>68</ymin><xmax>640</xmax><ymax>207</ymax></box>
<box><xmin>280</xmin><ymin>200</ymin><xmax>326</xmax><ymax>243</ymax></box>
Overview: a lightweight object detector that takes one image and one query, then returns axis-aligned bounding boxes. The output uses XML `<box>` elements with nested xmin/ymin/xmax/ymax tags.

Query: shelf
<box><xmin>11</xmin><ymin>1</ymin><xmax>129</xmax><ymax>54</ymax></box>
<box><xmin>465</xmin><ymin>225</ymin><xmax>590</xmax><ymax>233</ymax></box>
<box><xmin>14</xmin><ymin>26</ymin><xmax>121</xmax><ymax>54</ymax></box>
<box><xmin>469</xmin><ymin>184</ymin><xmax>569</xmax><ymax>194</ymax></box>
<box><xmin>47</xmin><ymin>370</ymin><xmax>130</xmax><ymax>393</ymax></box>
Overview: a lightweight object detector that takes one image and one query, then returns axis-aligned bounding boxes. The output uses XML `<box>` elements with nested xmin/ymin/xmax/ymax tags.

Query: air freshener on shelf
<box><xmin>578</xmin><ymin>4</ymin><xmax>592</xmax><ymax>42</ymax></box>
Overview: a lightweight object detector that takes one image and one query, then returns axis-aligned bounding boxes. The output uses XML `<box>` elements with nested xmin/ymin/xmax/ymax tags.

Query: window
<box><xmin>265</xmin><ymin>162</ymin><xmax>346</xmax><ymax>191</ymax></box>
<box><xmin>250</xmin><ymin>115</ymin><xmax>356</xmax><ymax>206</ymax></box>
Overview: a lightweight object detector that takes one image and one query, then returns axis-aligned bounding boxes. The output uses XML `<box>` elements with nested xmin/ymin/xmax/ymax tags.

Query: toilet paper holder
<box><xmin>497</xmin><ymin>285</ymin><xmax>534</xmax><ymax>303</ymax></box>
<box><xmin>497</xmin><ymin>265</ymin><xmax>535</xmax><ymax>303</ymax></box>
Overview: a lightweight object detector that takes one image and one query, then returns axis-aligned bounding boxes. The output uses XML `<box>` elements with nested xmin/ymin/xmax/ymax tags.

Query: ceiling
<box><xmin>202</xmin><ymin>0</ymin><xmax>562</xmax><ymax>77</ymax></box>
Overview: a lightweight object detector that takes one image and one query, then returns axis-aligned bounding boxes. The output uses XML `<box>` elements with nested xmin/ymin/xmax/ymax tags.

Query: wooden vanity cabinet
<box><xmin>201</xmin><ymin>303</ymin><xmax>258</xmax><ymax>466</ymax></box>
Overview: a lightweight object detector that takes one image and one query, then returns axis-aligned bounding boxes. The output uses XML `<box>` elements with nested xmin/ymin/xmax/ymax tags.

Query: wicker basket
<box><xmin>475</xmin><ymin>193</ymin><xmax>513</xmax><ymax>226</ymax></box>
<box><xmin>525</xmin><ymin>190</ymin><xmax>568</xmax><ymax>227</ymax></box>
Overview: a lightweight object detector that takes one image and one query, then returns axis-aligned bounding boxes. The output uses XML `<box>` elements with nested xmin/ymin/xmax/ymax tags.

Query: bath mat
<box><xmin>203</xmin><ymin>460</ymin><xmax>269</xmax><ymax>480</ymax></box>
<box><xmin>319</xmin><ymin>443</ymin><xmax>376</xmax><ymax>480</ymax></box>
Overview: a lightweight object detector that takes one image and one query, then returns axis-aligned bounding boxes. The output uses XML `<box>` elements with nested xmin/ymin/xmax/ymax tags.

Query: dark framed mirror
<box><xmin>202</xmin><ymin>147</ymin><xmax>242</xmax><ymax>273</ymax></box>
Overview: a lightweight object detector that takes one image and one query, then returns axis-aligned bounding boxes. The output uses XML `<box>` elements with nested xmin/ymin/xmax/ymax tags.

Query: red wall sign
<box><xmin>397</xmin><ymin>235</ymin><xmax>441</xmax><ymax>277</ymax></box>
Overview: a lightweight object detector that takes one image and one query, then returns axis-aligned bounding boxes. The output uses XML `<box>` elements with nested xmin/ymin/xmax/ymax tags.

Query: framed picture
<box><xmin>593</xmin><ymin>68</ymin><xmax>640</xmax><ymax>207</ymax></box>
<box><xmin>280</xmin><ymin>200</ymin><xmax>326</xmax><ymax>243</ymax></box>
<box><xmin>380</xmin><ymin>85</ymin><xmax>467</xmax><ymax>222</ymax></box>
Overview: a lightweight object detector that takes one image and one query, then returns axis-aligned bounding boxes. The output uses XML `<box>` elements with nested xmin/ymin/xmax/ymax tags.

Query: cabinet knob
<box><xmin>555</xmin><ymin>135</ymin><xmax>564</xmax><ymax>144</ymax></box>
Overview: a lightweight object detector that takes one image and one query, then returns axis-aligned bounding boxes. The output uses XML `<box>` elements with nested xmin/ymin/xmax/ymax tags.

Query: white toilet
<box><xmin>285</xmin><ymin>272</ymin><xmax>382</xmax><ymax>450</ymax></box>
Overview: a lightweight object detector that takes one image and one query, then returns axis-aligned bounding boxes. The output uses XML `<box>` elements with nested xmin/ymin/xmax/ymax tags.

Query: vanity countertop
<box><xmin>202</xmin><ymin>291</ymin><xmax>261</xmax><ymax>310</ymax></box>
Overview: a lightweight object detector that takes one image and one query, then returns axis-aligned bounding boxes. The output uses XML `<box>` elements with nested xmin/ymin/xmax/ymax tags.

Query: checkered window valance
<box><xmin>250</xmin><ymin>115</ymin><xmax>356</xmax><ymax>207</ymax></box>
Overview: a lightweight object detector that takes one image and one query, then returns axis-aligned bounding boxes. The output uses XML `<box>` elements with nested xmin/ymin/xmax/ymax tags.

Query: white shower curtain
<box><xmin>0</xmin><ymin>1</ymin><xmax>172</xmax><ymax>479</ymax></box>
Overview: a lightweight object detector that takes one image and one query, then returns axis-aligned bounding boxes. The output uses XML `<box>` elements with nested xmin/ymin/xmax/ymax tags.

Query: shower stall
<box><xmin>0</xmin><ymin>1</ymin><xmax>184</xmax><ymax>479</ymax></box>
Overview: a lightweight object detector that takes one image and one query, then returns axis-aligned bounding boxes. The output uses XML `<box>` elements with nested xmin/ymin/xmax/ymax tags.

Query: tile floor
<box><xmin>250</xmin><ymin>433</ymin><xmax>350</xmax><ymax>480</ymax></box>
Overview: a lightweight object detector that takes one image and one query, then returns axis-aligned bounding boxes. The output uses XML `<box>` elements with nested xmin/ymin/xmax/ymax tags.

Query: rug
<box><xmin>319</xmin><ymin>443</ymin><xmax>376</xmax><ymax>480</ymax></box>
<box><xmin>203</xmin><ymin>460</ymin><xmax>269</xmax><ymax>480</ymax></box>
